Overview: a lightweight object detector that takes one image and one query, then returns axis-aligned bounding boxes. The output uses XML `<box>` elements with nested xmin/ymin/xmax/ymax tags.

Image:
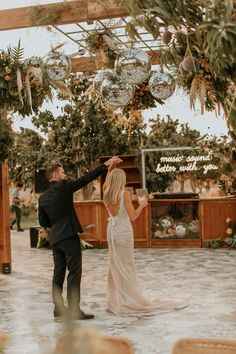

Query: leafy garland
<box><xmin>120</xmin><ymin>0</ymin><xmax>236</xmax><ymax>132</ymax></box>
<box><xmin>0</xmin><ymin>42</ymin><xmax>72</xmax><ymax>117</ymax></box>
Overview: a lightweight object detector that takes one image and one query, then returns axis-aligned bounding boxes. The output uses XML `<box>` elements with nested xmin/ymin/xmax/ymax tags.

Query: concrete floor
<box><xmin>0</xmin><ymin>231</ymin><xmax>236</xmax><ymax>354</ymax></box>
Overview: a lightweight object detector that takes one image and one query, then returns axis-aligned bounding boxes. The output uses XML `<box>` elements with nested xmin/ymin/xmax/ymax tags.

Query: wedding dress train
<box><xmin>106</xmin><ymin>191</ymin><xmax>187</xmax><ymax>315</ymax></box>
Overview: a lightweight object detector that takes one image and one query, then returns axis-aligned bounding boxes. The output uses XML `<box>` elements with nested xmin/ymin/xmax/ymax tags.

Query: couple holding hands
<box><xmin>39</xmin><ymin>156</ymin><xmax>185</xmax><ymax>319</ymax></box>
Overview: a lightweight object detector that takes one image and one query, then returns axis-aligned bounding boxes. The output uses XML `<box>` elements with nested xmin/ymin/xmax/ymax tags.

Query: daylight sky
<box><xmin>0</xmin><ymin>0</ymin><xmax>229</xmax><ymax>137</ymax></box>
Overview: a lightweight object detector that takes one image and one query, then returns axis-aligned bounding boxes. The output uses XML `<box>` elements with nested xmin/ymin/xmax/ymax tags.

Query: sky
<box><xmin>0</xmin><ymin>0</ymin><xmax>229</xmax><ymax>137</ymax></box>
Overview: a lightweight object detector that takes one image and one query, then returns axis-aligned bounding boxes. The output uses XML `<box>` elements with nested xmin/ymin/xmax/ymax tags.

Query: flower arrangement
<box><xmin>203</xmin><ymin>217</ymin><xmax>236</xmax><ymax>248</ymax></box>
<box><xmin>224</xmin><ymin>217</ymin><xmax>236</xmax><ymax>248</ymax></box>
<box><xmin>0</xmin><ymin>42</ymin><xmax>72</xmax><ymax>117</ymax></box>
<box><xmin>122</xmin><ymin>0</ymin><xmax>236</xmax><ymax>138</ymax></box>
<box><xmin>123</xmin><ymin>80</ymin><xmax>164</xmax><ymax>115</ymax></box>
<box><xmin>84</xmin><ymin>28</ymin><xmax>118</xmax><ymax>69</ymax></box>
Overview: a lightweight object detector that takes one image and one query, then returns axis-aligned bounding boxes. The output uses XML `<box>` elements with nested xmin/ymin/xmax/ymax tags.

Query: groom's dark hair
<box><xmin>45</xmin><ymin>163</ymin><xmax>63</xmax><ymax>181</ymax></box>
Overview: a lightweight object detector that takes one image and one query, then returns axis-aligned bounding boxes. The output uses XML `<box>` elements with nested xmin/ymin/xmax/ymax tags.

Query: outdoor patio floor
<box><xmin>1</xmin><ymin>230</ymin><xmax>236</xmax><ymax>354</ymax></box>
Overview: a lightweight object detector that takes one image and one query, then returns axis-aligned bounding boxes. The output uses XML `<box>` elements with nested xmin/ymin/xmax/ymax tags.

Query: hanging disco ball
<box><xmin>44</xmin><ymin>51</ymin><xmax>71</xmax><ymax>81</ymax></box>
<box><xmin>149</xmin><ymin>71</ymin><xmax>175</xmax><ymax>100</ymax></box>
<box><xmin>116</xmin><ymin>48</ymin><xmax>151</xmax><ymax>85</ymax></box>
<box><xmin>174</xmin><ymin>222</ymin><xmax>188</xmax><ymax>238</ymax></box>
<box><xmin>101</xmin><ymin>74</ymin><xmax>134</xmax><ymax>107</ymax></box>
<box><xmin>93</xmin><ymin>70</ymin><xmax>113</xmax><ymax>92</ymax></box>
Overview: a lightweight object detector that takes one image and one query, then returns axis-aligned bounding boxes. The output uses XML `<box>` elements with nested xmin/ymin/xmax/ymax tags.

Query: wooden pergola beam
<box><xmin>0</xmin><ymin>0</ymin><xmax>128</xmax><ymax>31</ymax></box>
<box><xmin>71</xmin><ymin>51</ymin><xmax>161</xmax><ymax>72</ymax></box>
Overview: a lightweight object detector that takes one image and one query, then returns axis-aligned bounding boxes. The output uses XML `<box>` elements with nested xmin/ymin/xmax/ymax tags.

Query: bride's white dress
<box><xmin>106</xmin><ymin>190</ymin><xmax>187</xmax><ymax>315</ymax></box>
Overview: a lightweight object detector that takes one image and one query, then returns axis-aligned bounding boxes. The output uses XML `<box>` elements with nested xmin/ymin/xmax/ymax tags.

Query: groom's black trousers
<box><xmin>52</xmin><ymin>236</ymin><xmax>82</xmax><ymax>313</ymax></box>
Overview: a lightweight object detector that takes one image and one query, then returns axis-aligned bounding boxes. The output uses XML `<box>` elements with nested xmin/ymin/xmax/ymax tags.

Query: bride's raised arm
<box><xmin>103</xmin><ymin>162</ymin><xmax>117</xmax><ymax>195</ymax></box>
<box><xmin>123</xmin><ymin>189</ymin><xmax>148</xmax><ymax>222</ymax></box>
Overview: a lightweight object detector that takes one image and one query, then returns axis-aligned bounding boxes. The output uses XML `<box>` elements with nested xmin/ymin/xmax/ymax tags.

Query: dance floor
<box><xmin>1</xmin><ymin>231</ymin><xmax>236</xmax><ymax>354</ymax></box>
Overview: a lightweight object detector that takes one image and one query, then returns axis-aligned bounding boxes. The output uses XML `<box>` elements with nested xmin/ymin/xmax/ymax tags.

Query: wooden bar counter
<box><xmin>74</xmin><ymin>200</ymin><xmax>150</xmax><ymax>248</ymax></box>
<box><xmin>74</xmin><ymin>197</ymin><xmax>236</xmax><ymax>248</ymax></box>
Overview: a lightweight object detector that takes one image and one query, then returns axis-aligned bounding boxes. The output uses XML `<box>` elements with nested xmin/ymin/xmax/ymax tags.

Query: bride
<box><xmin>103</xmin><ymin>165</ymin><xmax>187</xmax><ymax>316</ymax></box>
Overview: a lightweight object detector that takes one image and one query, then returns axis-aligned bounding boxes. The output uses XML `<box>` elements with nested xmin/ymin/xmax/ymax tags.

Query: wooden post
<box><xmin>0</xmin><ymin>164</ymin><xmax>11</xmax><ymax>273</ymax></box>
<box><xmin>0</xmin><ymin>109</ymin><xmax>11</xmax><ymax>273</ymax></box>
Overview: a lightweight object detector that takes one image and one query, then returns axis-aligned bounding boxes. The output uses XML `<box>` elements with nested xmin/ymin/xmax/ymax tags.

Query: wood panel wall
<box><xmin>199</xmin><ymin>198</ymin><xmax>236</xmax><ymax>241</ymax></box>
<box><xmin>74</xmin><ymin>201</ymin><xmax>150</xmax><ymax>248</ymax></box>
<box><xmin>74</xmin><ymin>197</ymin><xmax>236</xmax><ymax>248</ymax></box>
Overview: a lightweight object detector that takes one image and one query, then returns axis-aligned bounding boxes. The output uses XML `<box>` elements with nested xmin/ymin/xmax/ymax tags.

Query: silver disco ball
<box><xmin>159</xmin><ymin>215</ymin><xmax>173</xmax><ymax>229</ymax></box>
<box><xmin>116</xmin><ymin>49</ymin><xmax>151</xmax><ymax>84</ymax></box>
<box><xmin>149</xmin><ymin>71</ymin><xmax>175</xmax><ymax>100</ymax></box>
<box><xmin>174</xmin><ymin>222</ymin><xmax>188</xmax><ymax>238</ymax></box>
<box><xmin>93</xmin><ymin>70</ymin><xmax>113</xmax><ymax>92</ymax></box>
<box><xmin>101</xmin><ymin>74</ymin><xmax>134</xmax><ymax>107</ymax></box>
<box><xmin>44</xmin><ymin>51</ymin><xmax>71</xmax><ymax>81</ymax></box>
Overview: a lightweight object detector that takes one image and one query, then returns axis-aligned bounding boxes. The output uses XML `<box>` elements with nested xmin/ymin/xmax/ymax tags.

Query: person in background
<box><xmin>10</xmin><ymin>182</ymin><xmax>24</xmax><ymax>232</ymax></box>
<box><xmin>38</xmin><ymin>156</ymin><xmax>122</xmax><ymax>320</ymax></box>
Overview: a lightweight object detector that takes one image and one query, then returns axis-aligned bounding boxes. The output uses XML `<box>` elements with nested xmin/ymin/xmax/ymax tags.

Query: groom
<box><xmin>38</xmin><ymin>156</ymin><xmax>122</xmax><ymax>320</ymax></box>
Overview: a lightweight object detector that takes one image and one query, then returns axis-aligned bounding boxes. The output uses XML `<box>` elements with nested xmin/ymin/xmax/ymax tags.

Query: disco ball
<box><xmin>159</xmin><ymin>215</ymin><xmax>173</xmax><ymax>229</ymax></box>
<box><xmin>93</xmin><ymin>70</ymin><xmax>113</xmax><ymax>92</ymax></box>
<box><xmin>174</xmin><ymin>222</ymin><xmax>188</xmax><ymax>238</ymax></box>
<box><xmin>116</xmin><ymin>48</ymin><xmax>151</xmax><ymax>85</ymax></box>
<box><xmin>44</xmin><ymin>51</ymin><xmax>71</xmax><ymax>81</ymax></box>
<box><xmin>101</xmin><ymin>74</ymin><xmax>134</xmax><ymax>107</ymax></box>
<box><xmin>149</xmin><ymin>71</ymin><xmax>175</xmax><ymax>100</ymax></box>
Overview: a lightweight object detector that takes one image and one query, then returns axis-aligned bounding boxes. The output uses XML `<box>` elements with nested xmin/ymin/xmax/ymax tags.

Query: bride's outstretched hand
<box><xmin>108</xmin><ymin>162</ymin><xmax>117</xmax><ymax>172</ymax></box>
<box><xmin>104</xmin><ymin>156</ymin><xmax>123</xmax><ymax>168</ymax></box>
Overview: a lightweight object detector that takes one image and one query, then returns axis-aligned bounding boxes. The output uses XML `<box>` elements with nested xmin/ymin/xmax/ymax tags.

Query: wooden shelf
<box><xmin>99</xmin><ymin>154</ymin><xmax>142</xmax><ymax>198</ymax></box>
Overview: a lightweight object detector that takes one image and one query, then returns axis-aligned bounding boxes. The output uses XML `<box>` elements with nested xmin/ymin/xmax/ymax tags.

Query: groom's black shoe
<box><xmin>54</xmin><ymin>305</ymin><xmax>68</xmax><ymax>318</ymax></box>
<box><xmin>69</xmin><ymin>310</ymin><xmax>94</xmax><ymax>320</ymax></box>
<box><xmin>78</xmin><ymin>311</ymin><xmax>94</xmax><ymax>320</ymax></box>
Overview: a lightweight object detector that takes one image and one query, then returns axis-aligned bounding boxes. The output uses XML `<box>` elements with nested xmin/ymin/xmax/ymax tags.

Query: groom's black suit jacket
<box><xmin>38</xmin><ymin>164</ymin><xmax>106</xmax><ymax>245</ymax></box>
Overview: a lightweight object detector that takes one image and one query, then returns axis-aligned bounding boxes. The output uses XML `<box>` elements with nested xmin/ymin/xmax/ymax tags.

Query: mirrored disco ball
<box><xmin>101</xmin><ymin>74</ymin><xmax>134</xmax><ymax>107</ymax></box>
<box><xmin>93</xmin><ymin>70</ymin><xmax>113</xmax><ymax>92</ymax></box>
<box><xmin>174</xmin><ymin>222</ymin><xmax>188</xmax><ymax>238</ymax></box>
<box><xmin>116</xmin><ymin>49</ymin><xmax>151</xmax><ymax>84</ymax></box>
<box><xmin>149</xmin><ymin>71</ymin><xmax>175</xmax><ymax>100</ymax></box>
<box><xmin>159</xmin><ymin>215</ymin><xmax>173</xmax><ymax>229</ymax></box>
<box><xmin>45</xmin><ymin>51</ymin><xmax>71</xmax><ymax>81</ymax></box>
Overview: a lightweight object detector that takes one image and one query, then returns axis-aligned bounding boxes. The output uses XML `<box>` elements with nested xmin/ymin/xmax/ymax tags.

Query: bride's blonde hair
<box><xmin>103</xmin><ymin>168</ymin><xmax>126</xmax><ymax>205</ymax></box>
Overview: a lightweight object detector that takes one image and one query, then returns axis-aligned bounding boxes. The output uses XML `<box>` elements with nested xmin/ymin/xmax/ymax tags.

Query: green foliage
<box><xmin>31</xmin><ymin>74</ymin><xmax>146</xmax><ymax>186</ymax></box>
<box><xmin>203</xmin><ymin>238</ymin><xmax>223</xmax><ymax>248</ymax></box>
<box><xmin>8</xmin><ymin>128</ymin><xmax>46</xmax><ymax>184</ymax></box>
<box><xmin>0</xmin><ymin>117</ymin><xmax>14</xmax><ymax>163</ymax></box>
<box><xmin>0</xmin><ymin>44</ymin><xmax>54</xmax><ymax>117</ymax></box>
<box><xmin>121</xmin><ymin>0</ymin><xmax>236</xmax><ymax>135</ymax></box>
<box><xmin>224</xmin><ymin>236</ymin><xmax>236</xmax><ymax>248</ymax></box>
<box><xmin>144</xmin><ymin>115</ymin><xmax>202</xmax><ymax>192</ymax></box>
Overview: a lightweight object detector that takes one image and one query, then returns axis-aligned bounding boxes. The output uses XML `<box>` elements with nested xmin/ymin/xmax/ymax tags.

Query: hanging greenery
<box><xmin>84</xmin><ymin>26</ymin><xmax>119</xmax><ymax>69</ymax></box>
<box><xmin>123</xmin><ymin>80</ymin><xmax>164</xmax><ymax>115</ymax></box>
<box><xmin>0</xmin><ymin>42</ymin><xmax>72</xmax><ymax>117</ymax></box>
<box><xmin>120</xmin><ymin>0</ymin><xmax>236</xmax><ymax>132</ymax></box>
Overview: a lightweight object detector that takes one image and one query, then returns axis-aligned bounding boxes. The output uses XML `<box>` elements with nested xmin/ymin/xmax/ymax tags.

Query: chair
<box><xmin>53</xmin><ymin>327</ymin><xmax>134</xmax><ymax>354</ymax></box>
<box><xmin>172</xmin><ymin>338</ymin><xmax>236</xmax><ymax>354</ymax></box>
<box><xmin>101</xmin><ymin>335</ymin><xmax>134</xmax><ymax>354</ymax></box>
